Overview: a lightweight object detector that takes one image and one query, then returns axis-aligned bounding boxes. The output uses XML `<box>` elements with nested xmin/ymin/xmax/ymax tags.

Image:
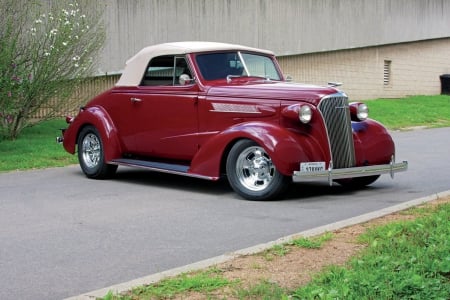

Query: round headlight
<box><xmin>357</xmin><ymin>103</ymin><xmax>369</xmax><ymax>121</ymax></box>
<box><xmin>299</xmin><ymin>105</ymin><xmax>312</xmax><ymax>124</ymax></box>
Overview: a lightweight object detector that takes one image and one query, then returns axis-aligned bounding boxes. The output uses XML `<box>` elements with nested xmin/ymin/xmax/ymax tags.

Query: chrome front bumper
<box><xmin>292</xmin><ymin>157</ymin><xmax>408</xmax><ymax>185</ymax></box>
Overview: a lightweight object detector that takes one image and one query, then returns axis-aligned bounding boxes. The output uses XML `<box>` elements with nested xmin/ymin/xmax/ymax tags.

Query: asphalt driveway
<box><xmin>0</xmin><ymin>127</ymin><xmax>449</xmax><ymax>300</ymax></box>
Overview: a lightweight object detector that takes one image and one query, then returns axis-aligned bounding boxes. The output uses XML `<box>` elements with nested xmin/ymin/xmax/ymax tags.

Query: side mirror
<box><xmin>179</xmin><ymin>74</ymin><xmax>192</xmax><ymax>85</ymax></box>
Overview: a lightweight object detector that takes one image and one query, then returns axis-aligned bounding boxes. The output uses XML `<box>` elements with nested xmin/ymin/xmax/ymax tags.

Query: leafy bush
<box><xmin>0</xmin><ymin>0</ymin><xmax>105</xmax><ymax>140</ymax></box>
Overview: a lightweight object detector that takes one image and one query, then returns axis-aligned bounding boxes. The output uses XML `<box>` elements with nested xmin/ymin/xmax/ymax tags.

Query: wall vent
<box><xmin>384</xmin><ymin>60</ymin><xmax>392</xmax><ymax>86</ymax></box>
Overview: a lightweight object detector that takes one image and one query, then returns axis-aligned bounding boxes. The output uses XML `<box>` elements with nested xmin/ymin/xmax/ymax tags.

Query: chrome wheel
<box><xmin>235</xmin><ymin>146</ymin><xmax>275</xmax><ymax>192</ymax></box>
<box><xmin>77</xmin><ymin>125</ymin><xmax>117</xmax><ymax>179</ymax></box>
<box><xmin>81</xmin><ymin>133</ymin><xmax>101</xmax><ymax>168</ymax></box>
<box><xmin>226</xmin><ymin>139</ymin><xmax>289</xmax><ymax>201</ymax></box>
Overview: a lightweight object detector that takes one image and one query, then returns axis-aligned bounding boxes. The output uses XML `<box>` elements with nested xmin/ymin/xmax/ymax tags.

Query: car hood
<box><xmin>205</xmin><ymin>81</ymin><xmax>341</xmax><ymax>105</ymax></box>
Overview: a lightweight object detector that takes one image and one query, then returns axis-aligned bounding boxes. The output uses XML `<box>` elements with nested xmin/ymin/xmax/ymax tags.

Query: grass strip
<box><xmin>365</xmin><ymin>94</ymin><xmax>450</xmax><ymax>130</ymax></box>
<box><xmin>103</xmin><ymin>269</ymin><xmax>233</xmax><ymax>300</ymax></box>
<box><xmin>291</xmin><ymin>202</ymin><xmax>450</xmax><ymax>299</ymax></box>
<box><xmin>291</xmin><ymin>232</ymin><xmax>333</xmax><ymax>249</ymax></box>
<box><xmin>0</xmin><ymin>119</ymin><xmax>77</xmax><ymax>172</ymax></box>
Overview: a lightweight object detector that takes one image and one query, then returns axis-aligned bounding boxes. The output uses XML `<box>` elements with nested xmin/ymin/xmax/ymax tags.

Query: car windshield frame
<box><xmin>195</xmin><ymin>51</ymin><xmax>282</xmax><ymax>81</ymax></box>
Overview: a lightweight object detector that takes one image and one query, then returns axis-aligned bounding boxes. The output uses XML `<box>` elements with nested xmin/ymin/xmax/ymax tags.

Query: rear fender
<box><xmin>189</xmin><ymin>122</ymin><xmax>317</xmax><ymax>178</ymax></box>
<box><xmin>62</xmin><ymin>106</ymin><xmax>122</xmax><ymax>161</ymax></box>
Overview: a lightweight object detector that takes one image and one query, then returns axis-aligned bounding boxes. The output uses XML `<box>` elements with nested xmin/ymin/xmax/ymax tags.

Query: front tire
<box><xmin>226</xmin><ymin>139</ymin><xmax>289</xmax><ymax>200</ymax></box>
<box><xmin>77</xmin><ymin>125</ymin><xmax>117</xmax><ymax>179</ymax></box>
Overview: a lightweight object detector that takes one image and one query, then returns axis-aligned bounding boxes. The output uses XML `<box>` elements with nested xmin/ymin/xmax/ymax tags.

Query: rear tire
<box><xmin>226</xmin><ymin>139</ymin><xmax>289</xmax><ymax>200</ymax></box>
<box><xmin>77</xmin><ymin>125</ymin><xmax>117</xmax><ymax>179</ymax></box>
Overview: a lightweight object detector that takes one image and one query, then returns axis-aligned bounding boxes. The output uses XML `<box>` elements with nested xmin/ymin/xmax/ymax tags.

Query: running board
<box><xmin>109</xmin><ymin>158</ymin><xmax>217</xmax><ymax>180</ymax></box>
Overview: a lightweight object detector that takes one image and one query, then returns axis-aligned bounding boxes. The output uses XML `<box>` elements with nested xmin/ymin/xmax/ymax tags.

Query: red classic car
<box><xmin>59</xmin><ymin>41</ymin><xmax>407</xmax><ymax>200</ymax></box>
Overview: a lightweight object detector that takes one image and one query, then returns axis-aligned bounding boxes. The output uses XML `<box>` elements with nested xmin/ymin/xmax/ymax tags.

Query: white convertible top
<box><xmin>116</xmin><ymin>41</ymin><xmax>274</xmax><ymax>86</ymax></box>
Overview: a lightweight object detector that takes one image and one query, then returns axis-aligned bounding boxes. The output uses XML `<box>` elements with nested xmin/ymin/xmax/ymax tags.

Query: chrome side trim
<box><xmin>109</xmin><ymin>158</ymin><xmax>219</xmax><ymax>181</ymax></box>
<box><xmin>209</xmin><ymin>103</ymin><xmax>261</xmax><ymax>114</ymax></box>
<box><xmin>210</xmin><ymin>109</ymin><xmax>261</xmax><ymax>114</ymax></box>
<box><xmin>292</xmin><ymin>159</ymin><xmax>408</xmax><ymax>185</ymax></box>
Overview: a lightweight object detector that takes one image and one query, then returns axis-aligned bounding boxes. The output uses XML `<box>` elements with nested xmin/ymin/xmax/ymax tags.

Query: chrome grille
<box><xmin>318</xmin><ymin>93</ymin><xmax>355</xmax><ymax>169</ymax></box>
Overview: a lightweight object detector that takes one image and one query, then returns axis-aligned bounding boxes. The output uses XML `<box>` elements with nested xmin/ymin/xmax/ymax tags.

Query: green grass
<box><xmin>291</xmin><ymin>202</ymin><xmax>450</xmax><ymax>300</ymax></box>
<box><xmin>365</xmin><ymin>94</ymin><xmax>450</xmax><ymax>130</ymax></box>
<box><xmin>262</xmin><ymin>244</ymin><xmax>291</xmax><ymax>261</ymax></box>
<box><xmin>234</xmin><ymin>280</ymin><xmax>289</xmax><ymax>300</ymax></box>
<box><xmin>0</xmin><ymin>119</ymin><xmax>77</xmax><ymax>172</ymax></box>
<box><xmin>291</xmin><ymin>232</ymin><xmax>333</xmax><ymax>249</ymax></box>
<box><xmin>101</xmin><ymin>201</ymin><xmax>450</xmax><ymax>299</ymax></box>
<box><xmin>0</xmin><ymin>94</ymin><xmax>449</xmax><ymax>172</ymax></box>
<box><xmin>103</xmin><ymin>268</ymin><xmax>233</xmax><ymax>300</ymax></box>
<box><xmin>263</xmin><ymin>232</ymin><xmax>334</xmax><ymax>261</ymax></box>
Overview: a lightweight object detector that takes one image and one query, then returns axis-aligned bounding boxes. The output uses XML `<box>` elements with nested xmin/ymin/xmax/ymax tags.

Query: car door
<box><xmin>123</xmin><ymin>55</ymin><xmax>199</xmax><ymax>161</ymax></box>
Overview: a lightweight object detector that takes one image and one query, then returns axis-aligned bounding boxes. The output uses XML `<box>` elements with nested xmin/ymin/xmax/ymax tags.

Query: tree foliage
<box><xmin>0</xmin><ymin>0</ymin><xmax>105</xmax><ymax>140</ymax></box>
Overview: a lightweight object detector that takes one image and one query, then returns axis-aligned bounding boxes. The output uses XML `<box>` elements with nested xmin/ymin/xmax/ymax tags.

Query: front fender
<box><xmin>62</xmin><ymin>106</ymin><xmax>122</xmax><ymax>161</ymax></box>
<box><xmin>352</xmin><ymin>119</ymin><xmax>395</xmax><ymax>165</ymax></box>
<box><xmin>189</xmin><ymin>122</ymin><xmax>324</xmax><ymax>178</ymax></box>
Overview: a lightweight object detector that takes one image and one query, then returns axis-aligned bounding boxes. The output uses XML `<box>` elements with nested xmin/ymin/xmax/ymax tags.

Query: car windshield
<box><xmin>195</xmin><ymin>52</ymin><xmax>281</xmax><ymax>81</ymax></box>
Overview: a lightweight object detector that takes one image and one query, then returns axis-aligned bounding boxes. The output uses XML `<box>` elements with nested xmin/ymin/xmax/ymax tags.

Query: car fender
<box><xmin>63</xmin><ymin>106</ymin><xmax>122</xmax><ymax>161</ymax></box>
<box><xmin>352</xmin><ymin>119</ymin><xmax>395</xmax><ymax>165</ymax></box>
<box><xmin>189</xmin><ymin>121</ymin><xmax>323</xmax><ymax>178</ymax></box>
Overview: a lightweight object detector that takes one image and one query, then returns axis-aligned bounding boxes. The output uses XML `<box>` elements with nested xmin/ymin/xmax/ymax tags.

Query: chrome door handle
<box><xmin>130</xmin><ymin>97</ymin><xmax>142</xmax><ymax>103</ymax></box>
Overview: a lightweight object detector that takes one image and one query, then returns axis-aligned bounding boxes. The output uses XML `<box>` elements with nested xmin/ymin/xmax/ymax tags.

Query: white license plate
<box><xmin>300</xmin><ymin>162</ymin><xmax>325</xmax><ymax>172</ymax></box>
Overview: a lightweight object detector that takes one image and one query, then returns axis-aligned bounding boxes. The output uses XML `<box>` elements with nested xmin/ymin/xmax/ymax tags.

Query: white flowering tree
<box><xmin>0</xmin><ymin>0</ymin><xmax>105</xmax><ymax>140</ymax></box>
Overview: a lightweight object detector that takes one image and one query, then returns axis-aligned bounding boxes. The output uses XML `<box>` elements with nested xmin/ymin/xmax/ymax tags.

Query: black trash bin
<box><xmin>440</xmin><ymin>74</ymin><xmax>450</xmax><ymax>95</ymax></box>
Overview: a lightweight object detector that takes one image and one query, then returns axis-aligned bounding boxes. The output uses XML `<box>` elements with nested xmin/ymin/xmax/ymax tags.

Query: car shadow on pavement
<box><xmin>113</xmin><ymin>168</ymin><xmax>232</xmax><ymax>195</ymax></box>
<box><xmin>109</xmin><ymin>167</ymin><xmax>382</xmax><ymax>201</ymax></box>
<box><xmin>283</xmin><ymin>182</ymin><xmax>381</xmax><ymax>200</ymax></box>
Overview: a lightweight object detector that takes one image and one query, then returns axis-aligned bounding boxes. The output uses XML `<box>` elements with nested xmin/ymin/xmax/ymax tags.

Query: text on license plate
<box><xmin>300</xmin><ymin>162</ymin><xmax>326</xmax><ymax>172</ymax></box>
